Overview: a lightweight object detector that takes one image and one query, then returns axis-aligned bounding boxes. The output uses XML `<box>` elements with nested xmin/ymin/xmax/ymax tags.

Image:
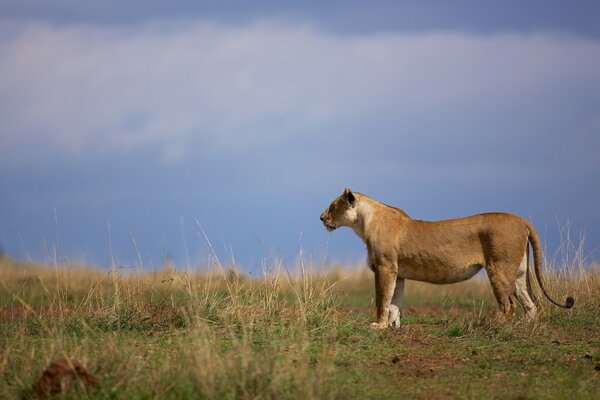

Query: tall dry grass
<box><xmin>0</xmin><ymin>255</ymin><xmax>341</xmax><ymax>399</ymax></box>
<box><xmin>0</xmin><ymin>238</ymin><xmax>598</xmax><ymax>399</ymax></box>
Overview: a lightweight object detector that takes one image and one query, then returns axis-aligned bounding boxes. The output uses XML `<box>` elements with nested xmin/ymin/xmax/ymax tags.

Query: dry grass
<box><xmin>0</xmin><ymin>256</ymin><xmax>340</xmax><ymax>399</ymax></box>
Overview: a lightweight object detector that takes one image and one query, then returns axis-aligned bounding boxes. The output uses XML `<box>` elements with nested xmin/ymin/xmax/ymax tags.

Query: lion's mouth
<box><xmin>323</xmin><ymin>222</ymin><xmax>337</xmax><ymax>232</ymax></box>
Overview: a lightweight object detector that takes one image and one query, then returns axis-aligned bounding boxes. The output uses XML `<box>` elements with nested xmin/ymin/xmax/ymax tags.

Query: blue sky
<box><xmin>1</xmin><ymin>1</ymin><xmax>599</xmax><ymax>270</ymax></box>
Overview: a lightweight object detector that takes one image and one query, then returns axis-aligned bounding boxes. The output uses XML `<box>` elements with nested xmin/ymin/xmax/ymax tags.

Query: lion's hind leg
<box><xmin>513</xmin><ymin>252</ymin><xmax>537</xmax><ymax>321</ymax></box>
<box><xmin>388</xmin><ymin>278</ymin><xmax>404</xmax><ymax>329</ymax></box>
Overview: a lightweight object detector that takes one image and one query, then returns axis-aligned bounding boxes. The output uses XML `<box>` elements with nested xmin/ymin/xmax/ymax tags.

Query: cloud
<box><xmin>0</xmin><ymin>20</ymin><xmax>599</xmax><ymax>177</ymax></box>
<box><xmin>1</xmin><ymin>17</ymin><xmax>600</xmax><ymax>266</ymax></box>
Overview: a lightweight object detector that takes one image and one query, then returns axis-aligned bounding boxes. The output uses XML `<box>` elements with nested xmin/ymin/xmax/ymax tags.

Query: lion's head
<box><xmin>320</xmin><ymin>188</ymin><xmax>358</xmax><ymax>231</ymax></box>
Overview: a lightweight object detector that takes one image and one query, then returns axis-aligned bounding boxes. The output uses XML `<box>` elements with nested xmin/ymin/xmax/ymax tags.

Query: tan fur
<box><xmin>320</xmin><ymin>189</ymin><xmax>574</xmax><ymax>329</ymax></box>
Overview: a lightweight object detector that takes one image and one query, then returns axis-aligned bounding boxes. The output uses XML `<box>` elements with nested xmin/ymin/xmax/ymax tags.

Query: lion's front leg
<box><xmin>388</xmin><ymin>278</ymin><xmax>404</xmax><ymax>329</ymax></box>
<box><xmin>371</xmin><ymin>263</ymin><xmax>398</xmax><ymax>330</ymax></box>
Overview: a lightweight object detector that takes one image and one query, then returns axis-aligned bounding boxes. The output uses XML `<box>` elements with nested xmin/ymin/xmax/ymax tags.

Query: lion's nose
<box><xmin>320</xmin><ymin>213</ymin><xmax>325</xmax><ymax>221</ymax></box>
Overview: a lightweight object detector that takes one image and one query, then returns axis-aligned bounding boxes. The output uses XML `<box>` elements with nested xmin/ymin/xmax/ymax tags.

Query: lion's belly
<box><xmin>397</xmin><ymin>263</ymin><xmax>483</xmax><ymax>284</ymax></box>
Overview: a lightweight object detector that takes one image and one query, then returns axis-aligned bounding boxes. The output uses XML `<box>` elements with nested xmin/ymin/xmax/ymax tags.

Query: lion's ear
<box><xmin>344</xmin><ymin>188</ymin><xmax>356</xmax><ymax>205</ymax></box>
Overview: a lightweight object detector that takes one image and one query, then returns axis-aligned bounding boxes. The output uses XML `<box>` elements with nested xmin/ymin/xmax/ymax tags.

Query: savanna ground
<box><xmin>0</xmin><ymin>253</ymin><xmax>599</xmax><ymax>399</ymax></box>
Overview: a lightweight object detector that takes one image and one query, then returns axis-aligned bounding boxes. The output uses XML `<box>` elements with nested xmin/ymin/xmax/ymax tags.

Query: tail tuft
<box><xmin>565</xmin><ymin>296</ymin><xmax>575</xmax><ymax>309</ymax></box>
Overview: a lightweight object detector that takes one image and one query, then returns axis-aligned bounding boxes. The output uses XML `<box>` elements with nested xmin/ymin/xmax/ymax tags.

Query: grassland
<box><xmin>1</xmin><ymin>254</ymin><xmax>599</xmax><ymax>399</ymax></box>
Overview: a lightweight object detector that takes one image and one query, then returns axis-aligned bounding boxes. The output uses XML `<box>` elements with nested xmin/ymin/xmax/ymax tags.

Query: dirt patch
<box><xmin>404</xmin><ymin>304</ymin><xmax>467</xmax><ymax>317</ymax></box>
<box><xmin>380</xmin><ymin>352</ymin><xmax>465</xmax><ymax>378</ymax></box>
<box><xmin>386</xmin><ymin>323</ymin><xmax>441</xmax><ymax>344</ymax></box>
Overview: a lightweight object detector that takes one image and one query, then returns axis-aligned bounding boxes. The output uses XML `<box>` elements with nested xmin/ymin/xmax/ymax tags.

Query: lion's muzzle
<box><xmin>320</xmin><ymin>211</ymin><xmax>337</xmax><ymax>231</ymax></box>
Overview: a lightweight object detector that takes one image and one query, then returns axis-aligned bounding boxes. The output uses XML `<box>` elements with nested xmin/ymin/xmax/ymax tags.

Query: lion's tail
<box><xmin>526</xmin><ymin>222</ymin><xmax>574</xmax><ymax>309</ymax></box>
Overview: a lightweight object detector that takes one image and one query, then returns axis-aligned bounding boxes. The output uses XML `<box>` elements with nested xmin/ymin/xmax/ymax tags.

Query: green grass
<box><xmin>1</xmin><ymin>257</ymin><xmax>599</xmax><ymax>399</ymax></box>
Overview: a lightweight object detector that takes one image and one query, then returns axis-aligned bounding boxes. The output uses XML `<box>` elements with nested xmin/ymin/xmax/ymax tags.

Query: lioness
<box><xmin>320</xmin><ymin>188</ymin><xmax>574</xmax><ymax>329</ymax></box>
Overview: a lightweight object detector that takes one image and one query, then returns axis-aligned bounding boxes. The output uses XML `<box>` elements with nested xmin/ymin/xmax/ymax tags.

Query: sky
<box><xmin>1</xmin><ymin>1</ymin><xmax>599</xmax><ymax>271</ymax></box>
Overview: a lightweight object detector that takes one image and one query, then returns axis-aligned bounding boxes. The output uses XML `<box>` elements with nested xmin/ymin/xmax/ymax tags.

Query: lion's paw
<box><xmin>388</xmin><ymin>305</ymin><xmax>401</xmax><ymax>329</ymax></box>
<box><xmin>370</xmin><ymin>322</ymin><xmax>388</xmax><ymax>330</ymax></box>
